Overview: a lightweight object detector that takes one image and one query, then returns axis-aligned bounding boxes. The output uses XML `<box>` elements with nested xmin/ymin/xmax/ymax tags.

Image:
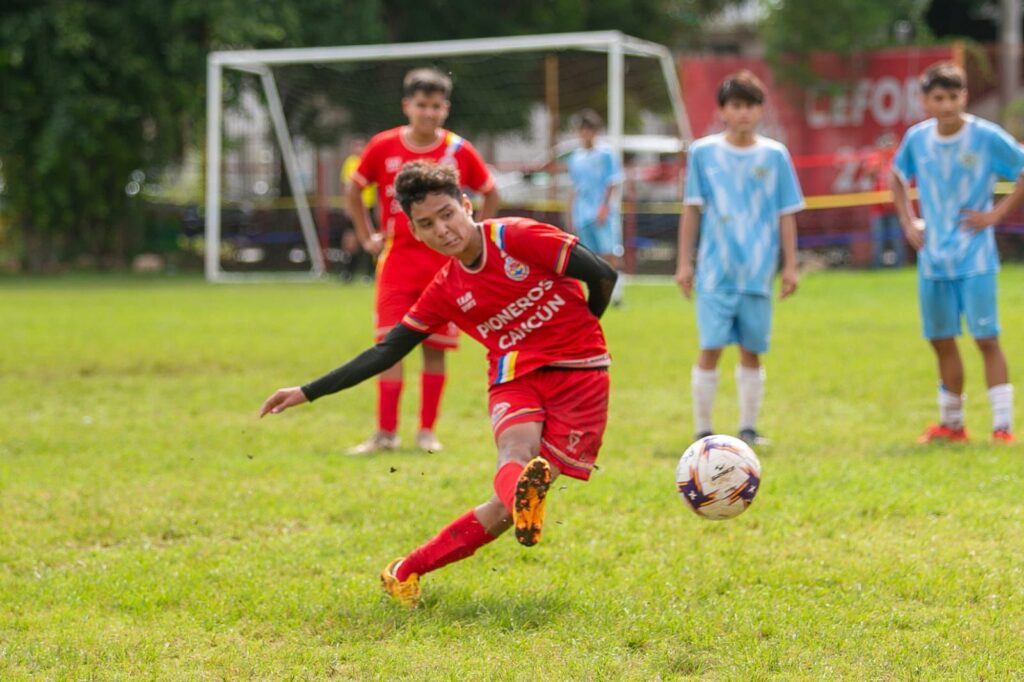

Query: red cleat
<box><xmin>916</xmin><ymin>424</ymin><xmax>969</xmax><ymax>444</ymax></box>
<box><xmin>992</xmin><ymin>429</ymin><xmax>1016</xmax><ymax>444</ymax></box>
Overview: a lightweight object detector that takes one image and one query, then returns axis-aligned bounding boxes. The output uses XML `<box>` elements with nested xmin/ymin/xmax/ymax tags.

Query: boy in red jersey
<box><xmin>345</xmin><ymin>67</ymin><xmax>500</xmax><ymax>455</ymax></box>
<box><xmin>262</xmin><ymin>162</ymin><xmax>617</xmax><ymax>607</ymax></box>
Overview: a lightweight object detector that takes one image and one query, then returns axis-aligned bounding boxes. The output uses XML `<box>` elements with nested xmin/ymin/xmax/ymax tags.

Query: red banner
<box><xmin>680</xmin><ymin>47</ymin><xmax>955</xmax><ymax>197</ymax></box>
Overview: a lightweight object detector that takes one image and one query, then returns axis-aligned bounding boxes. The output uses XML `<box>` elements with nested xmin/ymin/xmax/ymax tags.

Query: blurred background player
<box><xmin>566</xmin><ymin>109</ymin><xmax>626</xmax><ymax>305</ymax></box>
<box><xmin>890</xmin><ymin>62</ymin><xmax>1024</xmax><ymax>444</ymax></box>
<box><xmin>867</xmin><ymin>133</ymin><xmax>906</xmax><ymax>269</ymax></box>
<box><xmin>675</xmin><ymin>70</ymin><xmax>804</xmax><ymax>447</ymax></box>
<box><xmin>261</xmin><ymin>162</ymin><xmax>618</xmax><ymax>607</ymax></box>
<box><xmin>345</xmin><ymin>68</ymin><xmax>500</xmax><ymax>454</ymax></box>
<box><xmin>339</xmin><ymin>137</ymin><xmax>376</xmax><ymax>282</ymax></box>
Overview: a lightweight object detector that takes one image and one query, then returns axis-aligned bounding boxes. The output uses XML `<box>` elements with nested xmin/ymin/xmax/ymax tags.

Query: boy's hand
<box><xmin>959</xmin><ymin>209</ymin><xmax>999</xmax><ymax>233</ymax></box>
<box><xmin>675</xmin><ymin>262</ymin><xmax>694</xmax><ymax>299</ymax></box>
<box><xmin>902</xmin><ymin>218</ymin><xmax>925</xmax><ymax>251</ymax></box>
<box><xmin>361</xmin><ymin>233</ymin><xmax>384</xmax><ymax>256</ymax></box>
<box><xmin>780</xmin><ymin>266</ymin><xmax>798</xmax><ymax>299</ymax></box>
<box><xmin>260</xmin><ymin>387</ymin><xmax>308</xmax><ymax>418</ymax></box>
<box><xmin>596</xmin><ymin>203</ymin><xmax>609</xmax><ymax>225</ymax></box>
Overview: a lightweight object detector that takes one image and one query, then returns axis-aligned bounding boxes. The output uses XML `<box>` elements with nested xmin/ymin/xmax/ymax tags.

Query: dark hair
<box><xmin>717</xmin><ymin>70</ymin><xmax>765</xmax><ymax>107</ymax></box>
<box><xmin>920</xmin><ymin>62</ymin><xmax>966</xmax><ymax>93</ymax></box>
<box><xmin>395</xmin><ymin>161</ymin><xmax>462</xmax><ymax>216</ymax></box>
<box><xmin>576</xmin><ymin>108</ymin><xmax>603</xmax><ymax>130</ymax></box>
<box><xmin>403</xmin><ymin>68</ymin><xmax>453</xmax><ymax>98</ymax></box>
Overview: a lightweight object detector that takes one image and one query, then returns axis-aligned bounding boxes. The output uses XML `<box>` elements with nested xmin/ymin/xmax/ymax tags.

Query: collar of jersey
<box><xmin>717</xmin><ymin>133</ymin><xmax>764</xmax><ymax>154</ymax></box>
<box><xmin>930</xmin><ymin>114</ymin><xmax>974</xmax><ymax>144</ymax></box>
<box><xmin>400</xmin><ymin>126</ymin><xmax>446</xmax><ymax>153</ymax></box>
<box><xmin>458</xmin><ymin>223</ymin><xmax>489</xmax><ymax>274</ymax></box>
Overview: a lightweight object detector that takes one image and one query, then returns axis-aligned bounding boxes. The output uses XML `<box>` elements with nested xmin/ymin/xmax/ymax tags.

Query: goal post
<box><xmin>205</xmin><ymin>31</ymin><xmax>691</xmax><ymax>282</ymax></box>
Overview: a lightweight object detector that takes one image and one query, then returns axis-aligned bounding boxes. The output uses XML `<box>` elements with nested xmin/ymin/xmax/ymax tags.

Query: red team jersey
<box><xmin>401</xmin><ymin>218</ymin><xmax>611</xmax><ymax>386</ymax></box>
<box><xmin>350</xmin><ymin>127</ymin><xmax>495</xmax><ymax>287</ymax></box>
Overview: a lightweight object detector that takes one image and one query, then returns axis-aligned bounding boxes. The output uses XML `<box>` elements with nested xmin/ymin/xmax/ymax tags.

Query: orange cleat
<box><xmin>513</xmin><ymin>457</ymin><xmax>552</xmax><ymax>547</ymax></box>
<box><xmin>916</xmin><ymin>424</ymin><xmax>969</xmax><ymax>444</ymax></box>
<box><xmin>380</xmin><ymin>558</ymin><xmax>421</xmax><ymax>608</ymax></box>
<box><xmin>992</xmin><ymin>429</ymin><xmax>1016</xmax><ymax>444</ymax></box>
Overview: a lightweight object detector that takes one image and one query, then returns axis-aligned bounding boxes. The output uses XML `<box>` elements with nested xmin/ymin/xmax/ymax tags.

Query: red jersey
<box><xmin>401</xmin><ymin>217</ymin><xmax>611</xmax><ymax>385</ymax></box>
<box><xmin>351</xmin><ymin>126</ymin><xmax>495</xmax><ymax>286</ymax></box>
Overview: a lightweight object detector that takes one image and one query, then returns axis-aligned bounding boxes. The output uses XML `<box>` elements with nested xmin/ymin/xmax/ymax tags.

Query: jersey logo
<box><xmin>752</xmin><ymin>165</ymin><xmax>769</xmax><ymax>180</ymax></box>
<box><xmin>959</xmin><ymin>152</ymin><xmax>978</xmax><ymax>169</ymax></box>
<box><xmin>385</xmin><ymin>156</ymin><xmax>404</xmax><ymax>173</ymax></box>
<box><xmin>504</xmin><ymin>256</ymin><xmax>530</xmax><ymax>281</ymax></box>
<box><xmin>457</xmin><ymin>291</ymin><xmax>476</xmax><ymax>312</ymax></box>
<box><xmin>490</xmin><ymin>402</ymin><xmax>511</xmax><ymax>426</ymax></box>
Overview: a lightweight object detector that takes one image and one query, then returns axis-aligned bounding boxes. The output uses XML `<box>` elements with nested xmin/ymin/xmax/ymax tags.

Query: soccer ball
<box><xmin>676</xmin><ymin>435</ymin><xmax>761</xmax><ymax>520</ymax></box>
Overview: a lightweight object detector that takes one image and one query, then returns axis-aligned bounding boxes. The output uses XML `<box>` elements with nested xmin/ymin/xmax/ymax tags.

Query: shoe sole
<box><xmin>514</xmin><ymin>458</ymin><xmax>551</xmax><ymax>547</ymax></box>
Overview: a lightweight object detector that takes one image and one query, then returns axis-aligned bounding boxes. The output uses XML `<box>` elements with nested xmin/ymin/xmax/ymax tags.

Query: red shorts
<box><xmin>488</xmin><ymin>368</ymin><xmax>610</xmax><ymax>481</ymax></box>
<box><xmin>375</xmin><ymin>281</ymin><xmax>459</xmax><ymax>351</ymax></box>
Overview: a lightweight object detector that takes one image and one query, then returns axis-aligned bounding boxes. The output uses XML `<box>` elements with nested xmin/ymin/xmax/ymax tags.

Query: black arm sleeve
<box><xmin>300</xmin><ymin>324</ymin><xmax>429</xmax><ymax>402</ymax></box>
<box><xmin>564</xmin><ymin>242</ymin><xmax>618</xmax><ymax>319</ymax></box>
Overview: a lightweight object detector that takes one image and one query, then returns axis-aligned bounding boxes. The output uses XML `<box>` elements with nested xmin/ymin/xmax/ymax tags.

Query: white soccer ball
<box><xmin>676</xmin><ymin>434</ymin><xmax>762</xmax><ymax>520</ymax></box>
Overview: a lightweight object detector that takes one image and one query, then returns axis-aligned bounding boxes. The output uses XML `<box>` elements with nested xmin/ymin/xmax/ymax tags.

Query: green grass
<box><xmin>2</xmin><ymin>268</ymin><xmax>1023</xmax><ymax>680</ymax></box>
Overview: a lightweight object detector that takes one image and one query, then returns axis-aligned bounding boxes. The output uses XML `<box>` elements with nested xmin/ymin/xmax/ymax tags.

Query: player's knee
<box><xmin>498</xmin><ymin>444</ymin><xmax>537</xmax><ymax>466</ymax></box>
<box><xmin>975</xmin><ymin>336</ymin><xmax>1001</xmax><ymax>354</ymax></box>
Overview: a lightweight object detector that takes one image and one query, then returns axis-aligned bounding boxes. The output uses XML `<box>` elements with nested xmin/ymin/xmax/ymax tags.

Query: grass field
<box><xmin>2</xmin><ymin>268</ymin><xmax>1023</xmax><ymax>680</ymax></box>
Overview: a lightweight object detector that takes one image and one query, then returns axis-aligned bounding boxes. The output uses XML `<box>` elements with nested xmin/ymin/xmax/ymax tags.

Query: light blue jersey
<box><xmin>893</xmin><ymin>114</ymin><xmax>1024</xmax><ymax>280</ymax></box>
<box><xmin>684</xmin><ymin>134</ymin><xmax>804</xmax><ymax>296</ymax></box>
<box><xmin>568</xmin><ymin>144</ymin><xmax>623</xmax><ymax>234</ymax></box>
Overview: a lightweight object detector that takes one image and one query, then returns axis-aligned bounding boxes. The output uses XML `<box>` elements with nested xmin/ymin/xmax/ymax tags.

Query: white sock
<box><xmin>611</xmin><ymin>271</ymin><xmax>625</xmax><ymax>304</ymax></box>
<box><xmin>691</xmin><ymin>366</ymin><xmax>719</xmax><ymax>434</ymax></box>
<box><xmin>988</xmin><ymin>383</ymin><xmax>1013</xmax><ymax>432</ymax></box>
<box><xmin>938</xmin><ymin>386</ymin><xmax>965</xmax><ymax>429</ymax></box>
<box><xmin>736</xmin><ymin>365</ymin><xmax>766</xmax><ymax>432</ymax></box>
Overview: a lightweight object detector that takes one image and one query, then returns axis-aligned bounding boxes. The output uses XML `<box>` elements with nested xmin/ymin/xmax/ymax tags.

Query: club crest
<box><xmin>503</xmin><ymin>256</ymin><xmax>529</xmax><ymax>281</ymax></box>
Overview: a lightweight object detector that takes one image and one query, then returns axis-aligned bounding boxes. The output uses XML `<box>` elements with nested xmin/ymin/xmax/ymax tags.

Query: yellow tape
<box><xmin>221</xmin><ymin>183</ymin><xmax>1014</xmax><ymax>215</ymax></box>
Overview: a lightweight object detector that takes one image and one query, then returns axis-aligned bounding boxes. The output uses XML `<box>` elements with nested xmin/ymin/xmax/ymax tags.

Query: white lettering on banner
<box><xmin>806</xmin><ymin>77</ymin><xmax>924</xmax><ymax>130</ymax></box>
<box><xmin>475</xmin><ymin>280</ymin><xmax>555</xmax><ymax>338</ymax></box>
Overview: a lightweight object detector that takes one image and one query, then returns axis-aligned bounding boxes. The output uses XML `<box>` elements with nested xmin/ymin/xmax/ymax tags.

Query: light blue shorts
<box><xmin>918</xmin><ymin>271</ymin><xmax>999</xmax><ymax>340</ymax></box>
<box><xmin>576</xmin><ymin>217</ymin><xmax>623</xmax><ymax>258</ymax></box>
<box><xmin>696</xmin><ymin>291</ymin><xmax>773</xmax><ymax>354</ymax></box>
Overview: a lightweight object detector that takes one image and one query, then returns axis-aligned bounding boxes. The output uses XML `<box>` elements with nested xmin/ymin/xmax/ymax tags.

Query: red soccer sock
<box><xmin>396</xmin><ymin>509</ymin><xmax>496</xmax><ymax>581</ymax></box>
<box><xmin>378</xmin><ymin>379</ymin><xmax>403</xmax><ymax>433</ymax></box>
<box><xmin>493</xmin><ymin>461</ymin><xmax>525</xmax><ymax>514</ymax></box>
<box><xmin>420</xmin><ymin>372</ymin><xmax>446</xmax><ymax>431</ymax></box>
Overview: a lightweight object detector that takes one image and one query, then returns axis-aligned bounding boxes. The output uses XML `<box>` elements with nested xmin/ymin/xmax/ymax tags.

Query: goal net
<box><xmin>205</xmin><ymin>32</ymin><xmax>689</xmax><ymax>281</ymax></box>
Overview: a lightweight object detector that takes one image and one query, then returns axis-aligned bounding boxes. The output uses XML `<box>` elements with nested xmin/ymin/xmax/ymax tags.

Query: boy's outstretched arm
<box><xmin>564</xmin><ymin>242</ymin><xmax>618</xmax><ymax>319</ymax></box>
<box><xmin>259</xmin><ymin>325</ymin><xmax>429</xmax><ymax>417</ymax></box>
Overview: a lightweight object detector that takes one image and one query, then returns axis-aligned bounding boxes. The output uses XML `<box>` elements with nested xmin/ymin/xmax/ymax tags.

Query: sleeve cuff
<box><xmin>779</xmin><ymin>201</ymin><xmax>805</xmax><ymax>216</ymax></box>
<box><xmin>683</xmin><ymin>198</ymin><xmax>704</xmax><ymax>206</ymax></box>
<box><xmin>349</xmin><ymin>171</ymin><xmax>370</xmax><ymax>189</ymax></box>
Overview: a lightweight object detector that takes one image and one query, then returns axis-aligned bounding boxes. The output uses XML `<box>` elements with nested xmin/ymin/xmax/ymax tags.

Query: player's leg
<box><xmin>382</xmin><ymin>422</ymin><xmax>553</xmax><ymax>606</ymax></box>
<box><xmin>735</xmin><ymin>294</ymin><xmax>771</xmax><ymax>446</ymax></box>
<box><xmin>964</xmin><ymin>273</ymin><xmax>1014</xmax><ymax>442</ymax></box>
<box><xmin>693</xmin><ymin>293</ymin><xmax>737</xmax><ymax>438</ymax></box>
<box><xmin>349</xmin><ymin>285</ymin><xmax>409</xmax><ymax>454</ymax></box>
<box><xmin>418</xmin><ymin>344</ymin><xmax>447</xmax><ymax>452</ymax></box>
<box><xmin>347</xmin><ymin>359</ymin><xmax>403</xmax><ymax>455</ymax></box>
<box><xmin>870</xmin><ymin>215</ymin><xmax>885</xmax><ymax>268</ymax></box>
<box><xmin>917</xmin><ymin>275</ymin><xmax>969</xmax><ymax>443</ymax></box>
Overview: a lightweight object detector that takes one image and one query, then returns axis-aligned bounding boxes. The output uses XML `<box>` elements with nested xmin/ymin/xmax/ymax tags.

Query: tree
<box><xmin>0</xmin><ymin>0</ymin><xmax>387</xmax><ymax>269</ymax></box>
<box><xmin>760</xmin><ymin>0</ymin><xmax>932</xmax><ymax>88</ymax></box>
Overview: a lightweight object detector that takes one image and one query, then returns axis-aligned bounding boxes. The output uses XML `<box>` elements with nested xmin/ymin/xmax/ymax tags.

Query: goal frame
<box><xmin>205</xmin><ymin>31</ymin><xmax>690</xmax><ymax>282</ymax></box>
